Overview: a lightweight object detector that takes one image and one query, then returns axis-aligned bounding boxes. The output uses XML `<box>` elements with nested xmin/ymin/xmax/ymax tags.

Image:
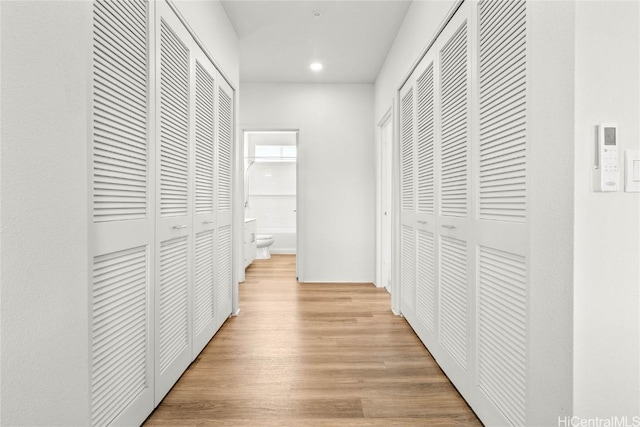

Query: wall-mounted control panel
<box><xmin>593</xmin><ymin>123</ymin><xmax>620</xmax><ymax>192</ymax></box>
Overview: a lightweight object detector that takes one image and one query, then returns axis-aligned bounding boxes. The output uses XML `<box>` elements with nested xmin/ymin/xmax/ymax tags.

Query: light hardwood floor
<box><xmin>145</xmin><ymin>254</ymin><xmax>482</xmax><ymax>426</ymax></box>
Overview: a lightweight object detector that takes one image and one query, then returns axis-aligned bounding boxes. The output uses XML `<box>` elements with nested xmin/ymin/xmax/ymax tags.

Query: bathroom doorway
<box><xmin>243</xmin><ymin>130</ymin><xmax>299</xmax><ymax>275</ymax></box>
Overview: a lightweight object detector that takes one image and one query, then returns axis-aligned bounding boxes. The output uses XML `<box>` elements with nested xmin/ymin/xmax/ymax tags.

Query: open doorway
<box><xmin>377</xmin><ymin>108</ymin><xmax>393</xmax><ymax>298</ymax></box>
<box><xmin>243</xmin><ymin>130</ymin><xmax>299</xmax><ymax>275</ymax></box>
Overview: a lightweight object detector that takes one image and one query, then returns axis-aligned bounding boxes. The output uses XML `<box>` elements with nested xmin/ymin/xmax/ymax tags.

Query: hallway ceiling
<box><xmin>220</xmin><ymin>0</ymin><xmax>412</xmax><ymax>83</ymax></box>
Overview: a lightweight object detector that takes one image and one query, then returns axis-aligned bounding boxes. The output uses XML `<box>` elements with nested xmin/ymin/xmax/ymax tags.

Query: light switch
<box><xmin>625</xmin><ymin>150</ymin><xmax>640</xmax><ymax>192</ymax></box>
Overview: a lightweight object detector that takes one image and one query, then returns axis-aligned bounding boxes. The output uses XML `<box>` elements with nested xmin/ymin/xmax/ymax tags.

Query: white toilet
<box><xmin>256</xmin><ymin>234</ymin><xmax>274</xmax><ymax>259</ymax></box>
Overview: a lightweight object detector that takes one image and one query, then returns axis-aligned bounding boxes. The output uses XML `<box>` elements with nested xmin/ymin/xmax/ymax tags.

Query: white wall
<box><xmin>374</xmin><ymin>0</ymin><xmax>458</xmax><ymax>123</ymax></box>
<box><xmin>0</xmin><ymin>2</ymin><xmax>3</xmax><ymax>421</ymax></box>
<box><xmin>173</xmin><ymin>0</ymin><xmax>239</xmax><ymax>88</ymax></box>
<box><xmin>1</xmin><ymin>2</ymin><xmax>92</xmax><ymax>424</ymax></box>
<box><xmin>527</xmin><ymin>2</ymin><xmax>576</xmax><ymax>423</ymax></box>
<box><xmin>573</xmin><ymin>0</ymin><xmax>640</xmax><ymax>419</ymax></box>
<box><xmin>241</xmin><ymin>83</ymin><xmax>375</xmax><ymax>282</ymax></box>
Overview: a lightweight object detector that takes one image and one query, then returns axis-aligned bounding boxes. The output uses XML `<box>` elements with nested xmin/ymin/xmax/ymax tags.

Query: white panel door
<box><xmin>434</xmin><ymin>8</ymin><xmax>472</xmax><ymax>389</ymax></box>
<box><xmin>154</xmin><ymin>2</ymin><xmax>193</xmax><ymax>404</ymax></box>
<box><xmin>397</xmin><ymin>2</ymin><xmax>473</xmax><ymax>394</ymax></box>
<box><xmin>399</xmin><ymin>83</ymin><xmax>416</xmax><ymax>319</ymax></box>
<box><xmin>414</xmin><ymin>48</ymin><xmax>439</xmax><ymax>345</ymax></box>
<box><xmin>91</xmin><ymin>0</ymin><xmax>236</xmax><ymax>422</ymax></box>
<box><xmin>473</xmin><ymin>0</ymin><xmax>529</xmax><ymax>424</ymax></box>
<box><xmin>90</xmin><ymin>1</ymin><xmax>155</xmax><ymax>425</ymax></box>
<box><xmin>215</xmin><ymin>78</ymin><xmax>234</xmax><ymax>329</ymax></box>
<box><xmin>192</xmin><ymin>48</ymin><xmax>218</xmax><ymax>358</ymax></box>
<box><xmin>395</xmin><ymin>2</ymin><xmax>531</xmax><ymax>425</ymax></box>
<box><xmin>399</xmin><ymin>4</ymin><xmax>473</xmax><ymax>390</ymax></box>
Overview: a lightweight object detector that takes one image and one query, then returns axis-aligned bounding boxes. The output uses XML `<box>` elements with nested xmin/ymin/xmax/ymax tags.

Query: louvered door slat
<box><xmin>401</xmin><ymin>89</ymin><xmax>415</xmax><ymax>212</ymax></box>
<box><xmin>94</xmin><ymin>95</ymin><xmax>147</xmax><ymax>136</ymax></box>
<box><xmin>93</xmin><ymin>0</ymin><xmax>148</xmax><ymax>223</ymax></box>
<box><xmin>128</xmin><ymin>0</ymin><xmax>145</xmax><ymax>14</ymax></box>
<box><xmin>94</xmin><ymin>145</ymin><xmax>145</xmax><ymax>175</ymax></box>
<box><xmin>94</xmin><ymin>6</ymin><xmax>146</xmax><ymax>71</ymax></box>
<box><xmin>91</xmin><ymin>3</ymin><xmax>152</xmax><ymax>424</ymax></box>
<box><xmin>159</xmin><ymin>237</ymin><xmax>189</xmax><ymax>373</ymax></box>
<box><xmin>93</xmin><ymin>62</ymin><xmax>146</xmax><ymax>107</ymax></box>
<box><xmin>481</xmin><ymin>82</ymin><xmax>525</xmax><ymax>118</ymax></box>
<box><xmin>478</xmin><ymin>246</ymin><xmax>526</xmax><ymax>426</ymax></box>
<box><xmin>93</xmin><ymin>29</ymin><xmax>146</xmax><ymax>85</ymax></box>
<box><xmin>480</xmin><ymin>49</ymin><xmax>525</xmax><ymax>96</ymax></box>
<box><xmin>217</xmin><ymin>225</ymin><xmax>232</xmax><ymax>314</ymax></box>
<box><xmin>195</xmin><ymin>61</ymin><xmax>215</xmax><ymax>215</ymax></box>
<box><xmin>98</xmin><ymin>1</ymin><xmax>147</xmax><ymax>44</ymax></box>
<box><xmin>479</xmin><ymin>0</ymin><xmax>527</xmax><ymax>222</ymax></box>
<box><xmin>98</xmin><ymin>0</ymin><xmax>147</xmax><ymax>37</ymax></box>
<box><xmin>439</xmin><ymin>236</ymin><xmax>468</xmax><ymax>369</ymax></box>
<box><xmin>194</xmin><ymin>231</ymin><xmax>215</xmax><ymax>335</ymax></box>
<box><xmin>480</xmin><ymin>3</ymin><xmax>524</xmax><ymax>59</ymax></box>
<box><xmin>217</xmin><ymin>87</ymin><xmax>232</xmax><ymax>212</ymax></box>
<box><xmin>416</xmin><ymin>230</ymin><xmax>435</xmax><ymax>331</ymax></box>
<box><xmin>481</xmin><ymin>125</ymin><xmax>526</xmax><ymax>151</ymax></box>
<box><xmin>401</xmin><ymin>226</ymin><xmax>415</xmax><ymax>312</ymax></box>
<box><xmin>91</xmin><ymin>246</ymin><xmax>148</xmax><ymax>427</ymax></box>
<box><xmin>160</xmin><ymin>20</ymin><xmax>189</xmax><ymax>217</ymax></box>
<box><xmin>440</xmin><ymin>22</ymin><xmax>469</xmax><ymax>218</ymax></box>
<box><xmin>94</xmin><ymin>122</ymin><xmax>146</xmax><ymax>156</ymax></box>
<box><xmin>482</xmin><ymin>148</ymin><xmax>526</xmax><ymax>169</ymax></box>
<box><xmin>93</xmin><ymin>38</ymin><xmax>146</xmax><ymax>101</ymax></box>
<box><xmin>417</xmin><ymin>64</ymin><xmax>435</xmax><ymax>214</ymax></box>
<box><xmin>93</xmin><ymin>85</ymin><xmax>145</xmax><ymax>122</ymax></box>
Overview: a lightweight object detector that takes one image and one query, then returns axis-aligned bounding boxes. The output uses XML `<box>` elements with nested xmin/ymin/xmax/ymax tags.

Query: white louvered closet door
<box><xmin>395</xmin><ymin>1</ymin><xmax>530</xmax><ymax>425</ymax></box>
<box><xmin>414</xmin><ymin>48</ymin><xmax>439</xmax><ymax>345</ymax></box>
<box><xmin>399</xmin><ymin>83</ymin><xmax>417</xmax><ymax>320</ymax></box>
<box><xmin>154</xmin><ymin>3</ymin><xmax>193</xmax><ymax>403</ymax></box>
<box><xmin>434</xmin><ymin>7</ymin><xmax>473</xmax><ymax>389</ymax></box>
<box><xmin>473</xmin><ymin>0</ymin><xmax>529</xmax><ymax>425</ymax></box>
<box><xmin>215</xmin><ymin>78</ymin><xmax>234</xmax><ymax>328</ymax></box>
<box><xmin>191</xmin><ymin>47</ymin><xmax>218</xmax><ymax>358</ymax></box>
<box><xmin>399</xmin><ymin>47</ymin><xmax>440</xmax><ymax>346</ymax></box>
<box><xmin>90</xmin><ymin>1</ymin><xmax>155</xmax><ymax>426</ymax></box>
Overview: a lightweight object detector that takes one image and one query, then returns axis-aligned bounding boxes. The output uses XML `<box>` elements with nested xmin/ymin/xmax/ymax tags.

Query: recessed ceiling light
<box><xmin>312</xmin><ymin>10</ymin><xmax>322</xmax><ymax>17</ymax></box>
<box><xmin>310</xmin><ymin>62</ymin><xmax>323</xmax><ymax>72</ymax></box>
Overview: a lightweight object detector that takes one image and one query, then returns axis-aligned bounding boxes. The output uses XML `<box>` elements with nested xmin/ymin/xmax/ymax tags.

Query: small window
<box><xmin>254</xmin><ymin>145</ymin><xmax>296</xmax><ymax>162</ymax></box>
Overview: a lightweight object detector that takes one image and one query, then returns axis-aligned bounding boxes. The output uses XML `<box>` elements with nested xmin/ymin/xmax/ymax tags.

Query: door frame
<box><xmin>238</xmin><ymin>128</ymin><xmax>302</xmax><ymax>282</ymax></box>
<box><xmin>377</xmin><ymin>104</ymin><xmax>401</xmax><ymax>315</ymax></box>
<box><xmin>377</xmin><ymin>106</ymin><xmax>394</xmax><ymax>293</ymax></box>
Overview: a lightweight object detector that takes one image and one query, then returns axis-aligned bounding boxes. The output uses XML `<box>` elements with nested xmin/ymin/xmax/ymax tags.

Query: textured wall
<box><xmin>1</xmin><ymin>2</ymin><xmax>92</xmax><ymax>424</ymax></box>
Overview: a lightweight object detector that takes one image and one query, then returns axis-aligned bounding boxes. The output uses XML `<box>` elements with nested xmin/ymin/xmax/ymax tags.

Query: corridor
<box><xmin>145</xmin><ymin>255</ymin><xmax>481</xmax><ymax>425</ymax></box>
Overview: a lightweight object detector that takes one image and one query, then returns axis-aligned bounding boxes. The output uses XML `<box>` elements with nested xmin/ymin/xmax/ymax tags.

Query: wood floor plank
<box><xmin>144</xmin><ymin>255</ymin><xmax>482</xmax><ymax>426</ymax></box>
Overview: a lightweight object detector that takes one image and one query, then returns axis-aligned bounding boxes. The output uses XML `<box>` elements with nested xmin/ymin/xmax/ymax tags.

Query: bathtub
<box><xmin>258</xmin><ymin>227</ymin><xmax>296</xmax><ymax>254</ymax></box>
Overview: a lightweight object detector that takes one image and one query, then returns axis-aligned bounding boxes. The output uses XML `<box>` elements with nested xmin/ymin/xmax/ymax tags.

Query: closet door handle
<box><xmin>441</xmin><ymin>225</ymin><xmax>456</xmax><ymax>230</ymax></box>
<box><xmin>173</xmin><ymin>224</ymin><xmax>188</xmax><ymax>230</ymax></box>
<box><xmin>417</xmin><ymin>220</ymin><xmax>428</xmax><ymax>225</ymax></box>
<box><xmin>203</xmin><ymin>221</ymin><xmax>214</xmax><ymax>225</ymax></box>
